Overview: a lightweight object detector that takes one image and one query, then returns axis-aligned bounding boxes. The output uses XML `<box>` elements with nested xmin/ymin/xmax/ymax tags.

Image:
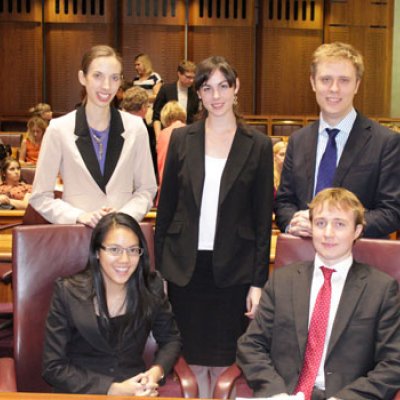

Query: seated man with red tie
<box><xmin>274</xmin><ymin>42</ymin><xmax>400</xmax><ymax>239</ymax></box>
<box><xmin>237</xmin><ymin>188</ymin><xmax>400</xmax><ymax>400</ymax></box>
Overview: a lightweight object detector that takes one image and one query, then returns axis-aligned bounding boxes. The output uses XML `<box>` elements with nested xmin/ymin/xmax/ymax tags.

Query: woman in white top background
<box><xmin>30</xmin><ymin>45</ymin><xmax>157</xmax><ymax>227</ymax></box>
<box><xmin>155</xmin><ymin>56</ymin><xmax>273</xmax><ymax>398</ymax></box>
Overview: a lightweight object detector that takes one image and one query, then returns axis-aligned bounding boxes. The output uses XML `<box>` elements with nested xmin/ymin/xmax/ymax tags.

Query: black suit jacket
<box><xmin>155</xmin><ymin>120</ymin><xmax>273</xmax><ymax>288</ymax></box>
<box><xmin>42</xmin><ymin>272</ymin><xmax>181</xmax><ymax>394</ymax></box>
<box><xmin>237</xmin><ymin>261</ymin><xmax>400</xmax><ymax>399</ymax></box>
<box><xmin>274</xmin><ymin>113</ymin><xmax>400</xmax><ymax>238</ymax></box>
<box><xmin>152</xmin><ymin>82</ymin><xmax>199</xmax><ymax>125</ymax></box>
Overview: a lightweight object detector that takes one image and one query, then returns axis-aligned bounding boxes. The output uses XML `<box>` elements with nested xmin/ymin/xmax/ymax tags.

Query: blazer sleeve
<box><xmin>42</xmin><ymin>280</ymin><xmax>114</xmax><ymax>394</ymax></box>
<box><xmin>30</xmin><ymin>121</ymin><xmax>87</xmax><ymax>224</ymax></box>
<box><xmin>118</xmin><ymin>121</ymin><xmax>157</xmax><ymax>221</ymax></box>
<box><xmin>274</xmin><ymin>136</ymin><xmax>302</xmax><ymax>232</ymax></box>
<box><xmin>334</xmin><ymin>279</ymin><xmax>400</xmax><ymax>400</ymax></box>
<box><xmin>150</xmin><ymin>276</ymin><xmax>182</xmax><ymax>375</ymax></box>
<box><xmin>237</xmin><ymin>274</ymin><xmax>289</xmax><ymax>397</ymax></box>
<box><xmin>152</xmin><ymin>85</ymin><xmax>168</xmax><ymax>125</ymax></box>
<box><xmin>363</xmin><ymin>130</ymin><xmax>400</xmax><ymax>238</ymax></box>
<box><xmin>154</xmin><ymin>129</ymin><xmax>181</xmax><ymax>270</ymax></box>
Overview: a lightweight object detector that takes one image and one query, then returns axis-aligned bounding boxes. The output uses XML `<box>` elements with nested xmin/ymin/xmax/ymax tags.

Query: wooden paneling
<box><xmin>257</xmin><ymin>28</ymin><xmax>321</xmax><ymax>114</ymax></box>
<box><xmin>325</xmin><ymin>0</ymin><xmax>394</xmax><ymax>116</ymax></box>
<box><xmin>0</xmin><ymin>0</ymin><xmax>42</xmax><ymax>22</ymax></box>
<box><xmin>188</xmin><ymin>0</ymin><xmax>255</xmax><ymax>114</ymax></box>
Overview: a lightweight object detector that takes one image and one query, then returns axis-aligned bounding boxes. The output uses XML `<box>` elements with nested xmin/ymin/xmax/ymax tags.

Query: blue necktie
<box><xmin>315</xmin><ymin>128</ymin><xmax>340</xmax><ymax>194</ymax></box>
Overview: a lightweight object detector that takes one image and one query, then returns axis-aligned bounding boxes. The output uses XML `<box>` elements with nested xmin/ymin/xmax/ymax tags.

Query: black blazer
<box><xmin>155</xmin><ymin>120</ymin><xmax>273</xmax><ymax>288</ymax></box>
<box><xmin>152</xmin><ymin>82</ymin><xmax>199</xmax><ymax>125</ymax></box>
<box><xmin>42</xmin><ymin>272</ymin><xmax>181</xmax><ymax>394</ymax></box>
<box><xmin>275</xmin><ymin>113</ymin><xmax>400</xmax><ymax>238</ymax></box>
<box><xmin>237</xmin><ymin>261</ymin><xmax>400</xmax><ymax>399</ymax></box>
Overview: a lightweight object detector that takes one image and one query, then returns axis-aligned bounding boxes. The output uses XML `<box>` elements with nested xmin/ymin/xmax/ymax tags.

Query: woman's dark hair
<box><xmin>194</xmin><ymin>56</ymin><xmax>242</xmax><ymax>121</ymax></box>
<box><xmin>84</xmin><ymin>212</ymin><xmax>159</xmax><ymax>334</ymax></box>
<box><xmin>1</xmin><ymin>157</ymin><xmax>21</xmax><ymax>183</ymax></box>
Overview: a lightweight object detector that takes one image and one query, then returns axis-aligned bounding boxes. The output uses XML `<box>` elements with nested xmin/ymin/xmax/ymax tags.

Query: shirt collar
<box><xmin>318</xmin><ymin>108</ymin><xmax>357</xmax><ymax>136</ymax></box>
<box><xmin>314</xmin><ymin>253</ymin><xmax>353</xmax><ymax>281</ymax></box>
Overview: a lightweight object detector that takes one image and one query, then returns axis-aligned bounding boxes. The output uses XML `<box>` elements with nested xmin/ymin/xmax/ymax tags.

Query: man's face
<box><xmin>310</xmin><ymin>58</ymin><xmax>360</xmax><ymax>126</ymax></box>
<box><xmin>178</xmin><ymin>70</ymin><xmax>195</xmax><ymax>88</ymax></box>
<box><xmin>312</xmin><ymin>202</ymin><xmax>363</xmax><ymax>266</ymax></box>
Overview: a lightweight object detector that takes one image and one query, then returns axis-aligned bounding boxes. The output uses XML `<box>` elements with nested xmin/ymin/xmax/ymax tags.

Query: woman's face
<box><xmin>41</xmin><ymin>110</ymin><xmax>53</xmax><ymax>121</ymax></box>
<box><xmin>197</xmin><ymin>69</ymin><xmax>239</xmax><ymax>118</ymax></box>
<box><xmin>4</xmin><ymin>161</ymin><xmax>21</xmax><ymax>185</ymax></box>
<box><xmin>274</xmin><ymin>145</ymin><xmax>287</xmax><ymax>170</ymax></box>
<box><xmin>135</xmin><ymin>60</ymin><xmax>145</xmax><ymax>76</ymax></box>
<box><xmin>30</xmin><ymin>125</ymin><xmax>44</xmax><ymax>141</ymax></box>
<box><xmin>79</xmin><ymin>56</ymin><xmax>122</xmax><ymax>109</ymax></box>
<box><xmin>98</xmin><ymin>226</ymin><xmax>141</xmax><ymax>291</ymax></box>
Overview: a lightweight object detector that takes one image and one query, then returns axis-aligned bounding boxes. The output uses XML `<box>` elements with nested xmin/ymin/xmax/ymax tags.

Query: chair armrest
<box><xmin>213</xmin><ymin>363</ymin><xmax>242</xmax><ymax>399</ymax></box>
<box><xmin>173</xmin><ymin>356</ymin><xmax>199</xmax><ymax>398</ymax></box>
<box><xmin>1</xmin><ymin>269</ymin><xmax>12</xmax><ymax>284</ymax></box>
<box><xmin>0</xmin><ymin>358</ymin><xmax>17</xmax><ymax>391</ymax></box>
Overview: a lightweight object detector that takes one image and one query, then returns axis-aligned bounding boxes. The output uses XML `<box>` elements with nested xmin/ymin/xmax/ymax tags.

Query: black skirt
<box><xmin>168</xmin><ymin>251</ymin><xmax>249</xmax><ymax>366</ymax></box>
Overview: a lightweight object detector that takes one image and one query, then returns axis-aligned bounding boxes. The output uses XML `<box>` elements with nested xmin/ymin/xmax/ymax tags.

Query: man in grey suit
<box><xmin>237</xmin><ymin>188</ymin><xmax>400</xmax><ymax>400</ymax></box>
<box><xmin>275</xmin><ymin>42</ymin><xmax>400</xmax><ymax>238</ymax></box>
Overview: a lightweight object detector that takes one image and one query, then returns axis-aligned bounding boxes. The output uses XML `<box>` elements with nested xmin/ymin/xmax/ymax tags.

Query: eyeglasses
<box><xmin>183</xmin><ymin>73</ymin><xmax>195</xmax><ymax>80</ymax></box>
<box><xmin>100</xmin><ymin>245</ymin><xmax>144</xmax><ymax>257</ymax></box>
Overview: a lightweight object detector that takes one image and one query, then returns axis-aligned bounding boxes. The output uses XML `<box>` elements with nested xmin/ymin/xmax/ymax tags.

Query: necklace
<box><xmin>90</xmin><ymin>128</ymin><xmax>104</xmax><ymax>161</ymax></box>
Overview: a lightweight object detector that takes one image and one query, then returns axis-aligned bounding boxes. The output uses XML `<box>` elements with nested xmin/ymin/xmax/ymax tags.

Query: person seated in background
<box><xmin>273</xmin><ymin>141</ymin><xmax>287</xmax><ymax>197</ymax></box>
<box><xmin>0</xmin><ymin>157</ymin><xmax>32</xmax><ymax>209</ymax></box>
<box><xmin>133</xmin><ymin>54</ymin><xmax>162</xmax><ymax>125</ymax></box>
<box><xmin>152</xmin><ymin>60</ymin><xmax>198</xmax><ymax>138</ymax></box>
<box><xmin>237</xmin><ymin>188</ymin><xmax>400</xmax><ymax>400</ymax></box>
<box><xmin>122</xmin><ymin>86</ymin><xmax>157</xmax><ymax>180</ymax></box>
<box><xmin>274</xmin><ymin>42</ymin><xmax>400</xmax><ymax>238</ymax></box>
<box><xmin>156</xmin><ymin>100</ymin><xmax>186</xmax><ymax>197</ymax></box>
<box><xmin>19</xmin><ymin>116</ymin><xmax>47</xmax><ymax>165</ymax></box>
<box><xmin>42</xmin><ymin>212</ymin><xmax>181</xmax><ymax>395</ymax></box>
<box><xmin>29</xmin><ymin>102</ymin><xmax>53</xmax><ymax>125</ymax></box>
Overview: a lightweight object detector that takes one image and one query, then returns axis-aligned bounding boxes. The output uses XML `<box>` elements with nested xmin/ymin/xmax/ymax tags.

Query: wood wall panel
<box><xmin>45</xmin><ymin>25</ymin><xmax>113</xmax><ymax>113</ymax></box>
<box><xmin>188</xmin><ymin>26</ymin><xmax>255</xmax><ymax>114</ymax></box>
<box><xmin>0</xmin><ymin>20</ymin><xmax>42</xmax><ymax>116</ymax></box>
<box><xmin>0</xmin><ymin>0</ymin><xmax>42</xmax><ymax>22</ymax></box>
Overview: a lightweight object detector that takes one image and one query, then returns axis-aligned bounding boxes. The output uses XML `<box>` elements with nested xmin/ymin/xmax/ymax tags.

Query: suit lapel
<box><xmin>187</xmin><ymin>121</ymin><xmax>205</xmax><ymax>210</ymax></box>
<box><xmin>304</xmin><ymin>121</ymin><xmax>319</xmax><ymax>201</ymax></box>
<box><xmin>74</xmin><ymin>106</ymin><xmax>105</xmax><ymax>192</ymax></box>
<box><xmin>293</xmin><ymin>262</ymin><xmax>314</xmax><ymax>356</ymax></box>
<box><xmin>103</xmin><ymin>107</ymin><xmax>124</xmax><ymax>187</ymax></box>
<box><xmin>326</xmin><ymin>262</ymin><xmax>368</xmax><ymax>358</ymax></box>
<box><xmin>334</xmin><ymin>114</ymin><xmax>372</xmax><ymax>185</ymax></box>
<box><xmin>74</xmin><ymin>106</ymin><xmax>125</xmax><ymax>193</ymax></box>
<box><xmin>218</xmin><ymin>125</ymin><xmax>254</xmax><ymax>206</ymax></box>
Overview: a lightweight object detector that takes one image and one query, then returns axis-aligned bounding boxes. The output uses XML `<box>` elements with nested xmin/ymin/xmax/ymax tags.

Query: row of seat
<box><xmin>1</xmin><ymin>225</ymin><xmax>400</xmax><ymax>398</ymax></box>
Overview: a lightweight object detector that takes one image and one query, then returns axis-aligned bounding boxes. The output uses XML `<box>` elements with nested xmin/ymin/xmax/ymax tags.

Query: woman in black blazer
<box><xmin>42</xmin><ymin>213</ymin><xmax>181</xmax><ymax>395</ymax></box>
<box><xmin>155</xmin><ymin>56</ymin><xmax>273</xmax><ymax>397</ymax></box>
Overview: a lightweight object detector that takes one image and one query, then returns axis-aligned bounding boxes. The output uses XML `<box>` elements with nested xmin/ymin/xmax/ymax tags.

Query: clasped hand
<box><xmin>108</xmin><ymin>371</ymin><xmax>159</xmax><ymax>397</ymax></box>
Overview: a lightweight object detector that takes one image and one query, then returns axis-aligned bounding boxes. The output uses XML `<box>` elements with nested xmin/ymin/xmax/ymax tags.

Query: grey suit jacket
<box><xmin>155</xmin><ymin>120</ymin><xmax>273</xmax><ymax>288</ymax></box>
<box><xmin>274</xmin><ymin>113</ymin><xmax>400</xmax><ymax>238</ymax></box>
<box><xmin>237</xmin><ymin>261</ymin><xmax>400</xmax><ymax>399</ymax></box>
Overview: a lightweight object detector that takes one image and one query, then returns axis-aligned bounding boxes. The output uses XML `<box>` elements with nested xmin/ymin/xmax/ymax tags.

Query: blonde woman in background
<box><xmin>19</xmin><ymin>116</ymin><xmax>47</xmax><ymax>166</ymax></box>
<box><xmin>273</xmin><ymin>141</ymin><xmax>287</xmax><ymax>197</ymax></box>
<box><xmin>29</xmin><ymin>103</ymin><xmax>53</xmax><ymax>124</ymax></box>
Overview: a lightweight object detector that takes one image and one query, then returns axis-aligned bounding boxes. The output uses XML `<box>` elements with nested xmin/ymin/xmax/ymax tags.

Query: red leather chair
<box><xmin>214</xmin><ymin>234</ymin><xmax>400</xmax><ymax>399</ymax></box>
<box><xmin>0</xmin><ymin>223</ymin><xmax>197</xmax><ymax>397</ymax></box>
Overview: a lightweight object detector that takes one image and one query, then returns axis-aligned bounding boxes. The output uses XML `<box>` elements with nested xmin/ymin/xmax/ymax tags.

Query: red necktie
<box><xmin>294</xmin><ymin>266</ymin><xmax>335</xmax><ymax>400</ymax></box>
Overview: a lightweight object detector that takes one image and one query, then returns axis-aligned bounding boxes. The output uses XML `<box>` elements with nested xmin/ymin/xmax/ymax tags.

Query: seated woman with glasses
<box><xmin>42</xmin><ymin>212</ymin><xmax>181</xmax><ymax>396</ymax></box>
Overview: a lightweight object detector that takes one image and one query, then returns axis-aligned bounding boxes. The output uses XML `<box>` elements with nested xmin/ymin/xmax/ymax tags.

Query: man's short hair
<box><xmin>309</xmin><ymin>188</ymin><xmax>366</xmax><ymax>229</ymax></box>
<box><xmin>310</xmin><ymin>42</ymin><xmax>364</xmax><ymax>80</ymax></box>
<box><xmin>177</xmin><ymin>60</ymin><xmax>196</xmax><ymax>74</ymax></box>
<box><xmin>122</xmin><ymin>87</ymin><xmax>148</xmax><ymax>112</ymax></box>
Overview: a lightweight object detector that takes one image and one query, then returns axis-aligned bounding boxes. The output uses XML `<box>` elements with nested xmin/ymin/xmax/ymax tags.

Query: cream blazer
<box><xmin>30</xmin><ymin>106</ymin><xmax>157</xmax><ymax>224</ymax></box>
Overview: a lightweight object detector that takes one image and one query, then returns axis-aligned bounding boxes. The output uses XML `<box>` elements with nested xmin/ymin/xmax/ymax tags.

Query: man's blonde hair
<box><xmin>122</xmin><ymin>87</ymin><xmax>149</xmax><ymax>112</ymax></box>
<box><xmin>309</xmin><ymin>188</ymin><xmax>366</xmax><ymax>229</ymax></box>
<box><xmin>310</xmin><ymin>42</ymin><xmax>364</xmax><ymax>80</ymax></box>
